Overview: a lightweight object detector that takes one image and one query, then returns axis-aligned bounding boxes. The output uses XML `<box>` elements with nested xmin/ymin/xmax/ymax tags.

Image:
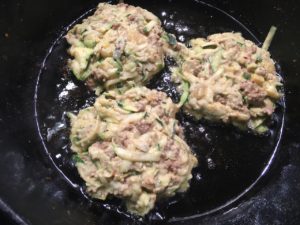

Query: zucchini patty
<box><xmin>69</xmin><ymin>87</ymin><xmax>198</xmax><ymax>215</ymax></box>
<box><xmin>66</xmin><ymin>3</ymin><xmax>166</xmax><ymax>94</ymax></box>
<box><xmin>172</xmin><ymin>32</ymin><xmax>282</xmax><ymax>132</ymax></box>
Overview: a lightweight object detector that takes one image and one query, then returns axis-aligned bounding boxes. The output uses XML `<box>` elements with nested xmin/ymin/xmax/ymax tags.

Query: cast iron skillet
<box><xmin>35</xmin><ymin>0</ymin><xmax>286</xmax><ymax>222</ymax></box>
<box><xmin>0</xmin><ymin>0</ymin><xmax>300</xmax><ymax>225</ymax></box>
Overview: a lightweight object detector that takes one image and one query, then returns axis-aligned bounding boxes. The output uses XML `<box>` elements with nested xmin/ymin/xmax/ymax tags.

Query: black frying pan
<box><xmin>0</xmin><ymin>0</ymin><xmax>300</xmax><ymax>225</ymax></box>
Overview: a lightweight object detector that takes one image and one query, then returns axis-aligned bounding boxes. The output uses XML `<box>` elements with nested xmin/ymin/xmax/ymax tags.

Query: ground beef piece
<box><xmin>214</xmin><ymin>94</ymin><xmax>227</xmax><ymax>105</ymax></box>
<box><xmin>136</xmin><ymin>122</ymin><xmax>152</xmax><ymax>134</ymax></box>
<box><xmin>240</xmin><ymin>81</ymin><xmax>267</xmax><ymax>106</ymax></box>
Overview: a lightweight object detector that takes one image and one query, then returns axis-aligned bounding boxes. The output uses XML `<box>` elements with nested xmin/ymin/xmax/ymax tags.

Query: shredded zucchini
<box><xmin>112</xmin><ymin>143</ymin><xmax>161</xmax><ymax>162</ymax></box>
<box><xmin>262</xmin><ymin>26</ymin><xmax>277</xmax><ymax>50</ymax></box>
<box><xmin>178</xmin><ymin>81</ymin><xmax>190</xmax><ymax>107</ymax></box>
<box><xmin>67</xmin><ymin>112</ymin><xmax>77</xmax><ymax>121</ymax></box>
<box><xmin>72</xmin><ymin>154</ymin><xmax>84</xmax><ymax>164</ymax></box>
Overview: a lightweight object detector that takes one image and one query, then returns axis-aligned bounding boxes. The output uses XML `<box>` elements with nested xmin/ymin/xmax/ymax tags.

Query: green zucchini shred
<box><xmin>155</xmin><ymin>118</ymin><xmax>164</xmax><ymax>127</ymax></box>
<box><xmin>72</xmin><ymin>154</ymin><xmax>84</xmax><ymax>164</ymax></box>
<box><xmin>178</xmin><ymin>81</ymin><xmax>190</xmax><ymax>107</ymax></box>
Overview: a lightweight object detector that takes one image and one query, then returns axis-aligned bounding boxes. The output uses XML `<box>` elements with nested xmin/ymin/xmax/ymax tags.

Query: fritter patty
<box><xmin>66</xmin><ymin>3</ymin><xmax>166</xmax><ymax>94</ymax></box>
<box><xmin>172</xmin><ymin>32</ymin><xmax>282</xmax><ymax>132</ymax></box>
<box><xmin>69</xmin><ymin>87</ymin><xmax>198</xmax><ymax>215</ymax></box>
